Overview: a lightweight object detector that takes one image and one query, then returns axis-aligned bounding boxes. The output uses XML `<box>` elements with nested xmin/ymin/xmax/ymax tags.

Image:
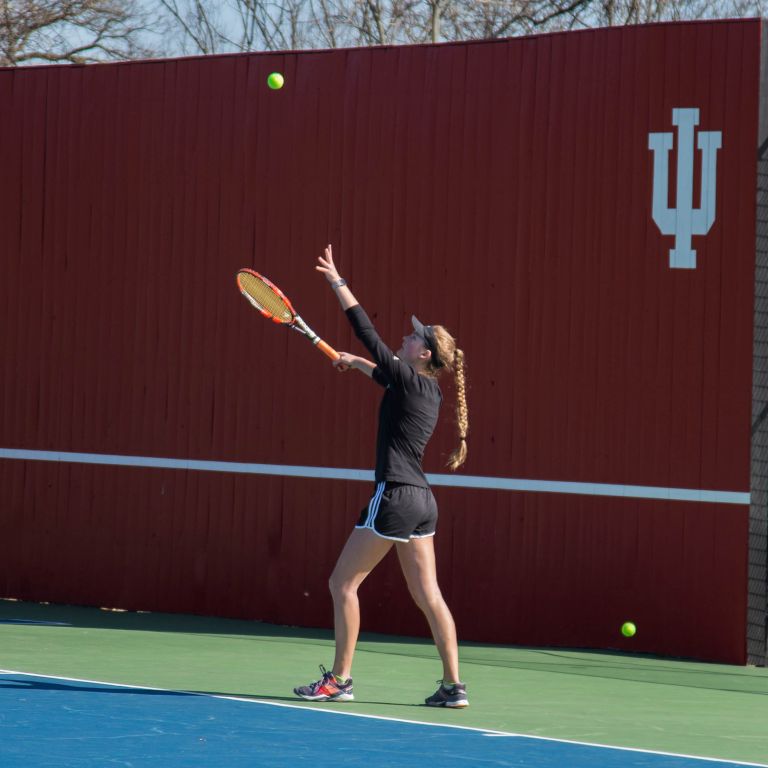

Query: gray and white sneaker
<box><xmin>293</xmin><ymin>665</ymin><xmax>354</xmax><ymax>702</ymax></box>
<box><xmin>425</xmin><ymin>681</ymin><xmax>469</xmax><ymax>708</ymax></box>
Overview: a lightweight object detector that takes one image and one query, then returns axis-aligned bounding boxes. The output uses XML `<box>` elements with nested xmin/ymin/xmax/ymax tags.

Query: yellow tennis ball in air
<box><xmin>267</xmin><ymin>72</ymin><xmax>284</xmax><ymax>90</ymax></box>
<box><xmin>621</xmin><ymin>621</ymin><xmax>637</xmax><ymax>637</ymax></box>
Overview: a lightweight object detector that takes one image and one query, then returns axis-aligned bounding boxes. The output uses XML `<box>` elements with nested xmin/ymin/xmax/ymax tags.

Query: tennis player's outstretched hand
<box><xmin>316</xmin><ymin>244</ymin><xmax>340</xmax><ymax>283</ymax></box>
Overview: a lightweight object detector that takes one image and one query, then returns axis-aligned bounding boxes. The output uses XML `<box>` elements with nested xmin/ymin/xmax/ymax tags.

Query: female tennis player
<box><xmin>293</xmin><ymin>244</ymin><xmax>470</xmax><ymax>708</ymax></box>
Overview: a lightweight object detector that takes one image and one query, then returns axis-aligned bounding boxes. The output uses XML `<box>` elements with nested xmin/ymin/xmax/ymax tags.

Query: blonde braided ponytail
<box><xmin>429</xmin><ymin>327</ymin><xmax>469</xmax><ymax>471</ymax></box>
<box><xmin>446</xmin><ymin>348</ymin><xmax>468</xmax><ymax>470</ymax></box>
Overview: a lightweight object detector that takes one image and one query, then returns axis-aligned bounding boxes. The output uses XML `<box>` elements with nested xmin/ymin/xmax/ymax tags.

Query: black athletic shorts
<box><xmin>356</xmin><ymin>481</ymin><xmax>438</xmax><ymax>542</ymax></box>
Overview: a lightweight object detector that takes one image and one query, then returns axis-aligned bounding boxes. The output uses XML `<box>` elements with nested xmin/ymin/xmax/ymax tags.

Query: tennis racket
<box><xmin>236</xmin><ymin>268</ymin><xmax>340</xmax><ymax>361</ymax></box>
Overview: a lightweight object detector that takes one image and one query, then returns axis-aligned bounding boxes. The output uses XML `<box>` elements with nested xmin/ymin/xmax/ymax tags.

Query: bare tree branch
<box><xmin>154</xmin><ymin>0</ymin><xmax>768</xmax><ymax>58</ymax></box>
<box><xmin>0</xmin><ymin>0</ymin><xmax>159</xmax><ymax>65</ymax></box>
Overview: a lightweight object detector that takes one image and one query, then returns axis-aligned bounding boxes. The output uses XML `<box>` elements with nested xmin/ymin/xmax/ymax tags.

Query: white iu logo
<box><xmin>648</xmin><ymin>108</ymin><xmax>722</xmax><ymax>269</ymax></box>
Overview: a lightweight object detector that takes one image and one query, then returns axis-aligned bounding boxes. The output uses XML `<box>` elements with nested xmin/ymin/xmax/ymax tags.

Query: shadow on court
<box><xmin>2</xmin><ymin>599</ymin><xmax>767</xmax><ymax>696</ymax></box>
<box><xmin>0</xmin><ymin>678</ymin><xmax>189</xmax><ymax>696</ymax></box>
<box><xmin>0</xmin><ymin>676</ymin><xmax>430</xmax><ymax>709</ymax></box>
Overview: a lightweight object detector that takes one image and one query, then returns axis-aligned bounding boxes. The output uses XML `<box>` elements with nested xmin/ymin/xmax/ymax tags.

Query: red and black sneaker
<box><xmin>293</xmin><ymin>665</ymin><xmax>354</xmax><ymax>702</ymax></box>
<box><xmin>425</xmin><ymin>681</ymin><xmax>469</xmax><ymax>708</ymax></box>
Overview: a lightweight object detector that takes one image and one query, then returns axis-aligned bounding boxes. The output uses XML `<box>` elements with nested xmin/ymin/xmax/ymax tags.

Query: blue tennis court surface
<box><xmin>0</xmin><ymin>672</ymin><xmax>763</xmax><ymax>767</ymax></box>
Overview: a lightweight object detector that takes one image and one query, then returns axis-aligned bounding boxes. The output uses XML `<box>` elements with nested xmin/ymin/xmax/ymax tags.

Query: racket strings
<box><xmin>238</xmin><ymin>272</ymin><xmax>293</xmax><ymax>322</ymax></box>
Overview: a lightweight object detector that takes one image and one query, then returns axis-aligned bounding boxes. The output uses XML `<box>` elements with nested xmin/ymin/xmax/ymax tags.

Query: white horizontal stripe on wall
<box><xmin>0</xmin><ymin>448</ymin><xmax>750</xmax><ymax>505</ymax></box>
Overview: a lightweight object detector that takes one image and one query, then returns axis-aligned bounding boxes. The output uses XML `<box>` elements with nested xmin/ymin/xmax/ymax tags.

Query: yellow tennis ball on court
<box><xmin>621</xmin><ymin>621</ymin><xmax>637</xmax><ymax>637</ymax></box>
<box><xmin>267</xmin><ymin>72</ymin><xmax>284</xmax><ymax>90</ymax></box>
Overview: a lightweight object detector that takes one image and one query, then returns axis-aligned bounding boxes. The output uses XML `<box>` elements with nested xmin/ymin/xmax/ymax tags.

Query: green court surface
<box><xmin>1</xmin><ymin>599</ymin><xmax>766</xmax><ymax>765</ymax></box>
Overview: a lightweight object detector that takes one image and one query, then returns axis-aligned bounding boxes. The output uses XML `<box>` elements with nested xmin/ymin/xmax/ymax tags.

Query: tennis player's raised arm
<box><xmin>316</xmin><ymin>244</ymin><xmax>372</xmax><ymax>376</ymax></box>
<box><xmin>316</xmin><ymin>244</ymin><xmax>358</xmax><ymax>311</ymax></box>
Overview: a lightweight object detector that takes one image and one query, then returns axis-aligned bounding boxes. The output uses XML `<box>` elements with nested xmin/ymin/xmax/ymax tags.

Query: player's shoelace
<box><xmin>309</xmin><ymin>664</ymin><xmax>334</xmax><ymax>692</ymax></box>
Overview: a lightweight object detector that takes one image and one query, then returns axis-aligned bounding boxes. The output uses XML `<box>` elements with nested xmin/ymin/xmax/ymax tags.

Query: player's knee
<box><xmin>409</xmin><ymin>584</ymin><xmax>442</xmax><ymax>613</ymax></box>
<box><xmin>328</xmin><ymin>573</ymin><xmax>357</xmax><ymax>602</ymax></box>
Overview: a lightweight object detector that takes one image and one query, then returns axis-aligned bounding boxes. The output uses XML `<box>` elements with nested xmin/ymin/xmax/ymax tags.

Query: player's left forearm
<box><xmin>351</xmin><ymin>356</ymin><xmax>376</xmax><ymax>377</ymax></box>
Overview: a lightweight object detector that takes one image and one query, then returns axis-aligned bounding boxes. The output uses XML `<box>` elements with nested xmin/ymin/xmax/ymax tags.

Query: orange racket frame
<box><xmin>236</xmin><ymin>268</ymin><xmax>340</xmax><ymax>361</ymax></box>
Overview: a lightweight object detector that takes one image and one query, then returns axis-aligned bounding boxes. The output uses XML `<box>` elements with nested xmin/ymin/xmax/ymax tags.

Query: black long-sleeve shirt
<box><xmin>346</xmin><ymin>304</ymin><xmax>442</xmax><ymax>488</ymax></box>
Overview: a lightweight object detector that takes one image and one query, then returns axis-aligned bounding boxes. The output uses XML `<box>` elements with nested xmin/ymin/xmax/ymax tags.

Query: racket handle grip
<box><xmin>316</xmin><ymin>339</ymin><xmax>340</xmax><ymax>361</ymax></box>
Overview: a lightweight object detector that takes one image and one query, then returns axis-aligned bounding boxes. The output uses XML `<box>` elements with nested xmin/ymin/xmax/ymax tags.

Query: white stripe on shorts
<box><xmin>363</xmin><ymin>481</ymin><xmax>386</xmax><ymax>529</ymax></box>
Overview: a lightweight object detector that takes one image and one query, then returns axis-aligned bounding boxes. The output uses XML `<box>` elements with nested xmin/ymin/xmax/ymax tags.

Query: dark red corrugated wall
<box><xmin>0</xmin><ymin>20</ymin><xmax>760</xmax><ymax>663</ymax></box>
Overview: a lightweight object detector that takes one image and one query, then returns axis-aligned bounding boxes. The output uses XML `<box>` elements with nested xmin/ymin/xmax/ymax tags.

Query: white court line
<box><xmin>0</xmin><ymin>669</ymin><xmax>765</xmax><ymax>767</ymax></box>
<box><xmin>0</xmin><ymin>448</ymin><xmax>751</xmax><ymax>505</ymax></box>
